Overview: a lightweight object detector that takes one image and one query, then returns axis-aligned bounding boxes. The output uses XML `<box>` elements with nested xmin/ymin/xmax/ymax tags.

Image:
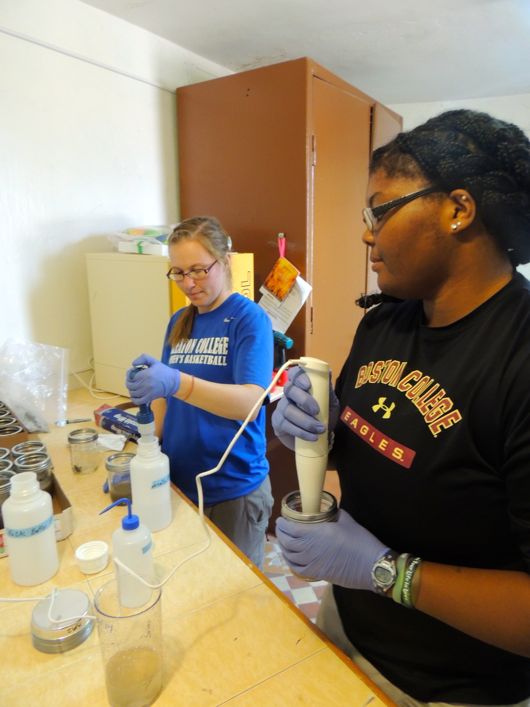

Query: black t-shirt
<box><xmin>333</xmin><ymin>273</ymin><xmax>530</xmax><ymax>704</ymax></box>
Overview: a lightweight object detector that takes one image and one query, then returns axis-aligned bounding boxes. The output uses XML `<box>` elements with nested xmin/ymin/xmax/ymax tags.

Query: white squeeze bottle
<box><xmin>130</xmin><ymin>436</ymin><xmax>172</xmax><ymax>533</ymax></box>
<box><xmin>100</xmin><ymin>498</ymin><xmax>154</xmax><ymax>608</ymax></box>
<box><xmin>3</xmin><ymin>471</ymin><xmax>59</xmax><ymax>585</ymax></box>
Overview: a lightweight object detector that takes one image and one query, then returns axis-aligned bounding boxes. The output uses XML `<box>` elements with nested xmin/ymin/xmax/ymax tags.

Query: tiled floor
<box><xmin>262</xmin><ymin>534</ymin><xmax>328</xmax><ymax>623</ymax></box>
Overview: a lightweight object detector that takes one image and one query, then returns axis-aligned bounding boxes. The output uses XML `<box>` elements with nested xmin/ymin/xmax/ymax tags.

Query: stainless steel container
<box><xmin>31</xmin><ymin>589</ymin><xmax>94</xmax><ymax>654</ymax></box>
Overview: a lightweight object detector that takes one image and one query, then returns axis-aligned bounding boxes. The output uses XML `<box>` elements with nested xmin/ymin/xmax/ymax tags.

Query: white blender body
<box><xmin>294</xmin><ymin>357</ymin><xmax>330</xmax><ymax>514</ymax></box>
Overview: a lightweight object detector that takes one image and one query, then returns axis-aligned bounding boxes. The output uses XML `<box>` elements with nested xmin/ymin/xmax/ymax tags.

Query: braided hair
<box><xmin>370</xmin><ymin>109</ymin><xmax>530</xmax><ymax>266</ymax></box>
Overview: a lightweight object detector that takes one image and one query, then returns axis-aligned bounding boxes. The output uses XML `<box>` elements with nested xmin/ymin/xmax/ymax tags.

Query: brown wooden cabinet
<box><xmin>176</xmin><ymin>57</ymin><xmax>402</xmax><ymax>527</ymax></box>
<box><xmin>177</xmin><ymin>56</ymin><xmax>401</xmax><ymax>375</ymax></box>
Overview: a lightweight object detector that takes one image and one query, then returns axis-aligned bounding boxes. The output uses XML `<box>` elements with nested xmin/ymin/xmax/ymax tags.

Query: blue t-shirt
<box><xmin>160</xmin><ymin>293</ymin><xmax>273</xmax><ymax>505</ymax></box>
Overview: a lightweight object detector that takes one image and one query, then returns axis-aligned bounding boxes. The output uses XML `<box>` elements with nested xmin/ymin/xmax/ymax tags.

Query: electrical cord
<box><xmin>112</xmin><ymin>357</ymin><xmax>301</xmax><ymax>589</ymax></box>
<box><xmin>0</xmin><ymin>359</ymin><xmax>301</xmax><ymax>620</ymax></box>
<box><xmin>71</xmin><ymin>360</ymin><xmax>123</xmax><ymax>401</ymax></box>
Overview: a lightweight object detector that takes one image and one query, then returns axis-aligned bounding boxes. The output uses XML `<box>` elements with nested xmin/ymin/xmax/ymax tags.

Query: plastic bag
<box><xmin>0</xmin><ymin>338</ymin><xmax>68</xmax><ymax>432</ymax></box>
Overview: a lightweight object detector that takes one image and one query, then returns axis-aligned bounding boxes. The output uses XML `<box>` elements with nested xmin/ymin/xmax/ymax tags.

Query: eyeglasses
<box><xmin>362</xmin><ymin>185</ymin><xmax>440</xmax><ymax>232</ymax></box>
<box><xmin>166</xmin><ymin>260</ymin><xmax>218</xmax><ymax>282</ymax></box>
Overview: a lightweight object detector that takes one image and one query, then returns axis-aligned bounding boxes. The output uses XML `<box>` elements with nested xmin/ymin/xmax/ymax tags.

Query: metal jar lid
<box><xmin>0</xmin><ymin>469</ymin><xmax>15</xmax><ymax>504</ymax></box>
<box><xmin>105</xmin><ymin>451</ymin><xmax>134</xmax><ymax>471</ymax></box>
<box><xmin>31</xmin><ymin>589</ymin><xmax>94</xmax><ymax>654</ymax></box>
<box><xmin>0</xmin><ymin>416</ymin><xmax>17</xmax><ymax>429</ymax></box>
<box><xmin>68</xmin><ymin>428</ymin><xmax>98</xmax><ymax>444</ymax></box>
<box><xmin>281</xmin><ymin>490</ymin><xmax>338</xmax><ymax>524</ymax></box>
<box><xmin>0</xmin><ymin>458</ymin><xmax>13</xmax><ymax>473</ymax></box>
<box><xmin>0</xmin><ymin>425</ymin><xmax>23</xmax><ymax>438</ymax></box>
<box><xmin>13</xmin><ymin>452</ymin><xmax>52</xmax><ymax>475</ymax></box>
<box><xmin>0</xmin><ymin>447</ymin><xmax>10</xmax><ymax>460</ymax></box>
<box><xmin>11</xmin><ymin>440</ymin><xmax>46</xmax><ymax>457</ymax></box>
<box><xmin>13</xmin><ymin>452</ymin><xmax>53</xmax><ymax>492</ymax></box>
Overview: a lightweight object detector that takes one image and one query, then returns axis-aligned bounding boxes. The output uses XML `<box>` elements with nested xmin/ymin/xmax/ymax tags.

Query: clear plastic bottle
<box><xmin>2</xmin><ymin>471</ymin><xmax>59</xmax><ymax>585</ymax></box>
<box><xmin>130</xmin><ymin>437</ymin><xmax>172</xmax><ymax>532</ymax></box>
<box><xmin>100</xmin><ymin>498</ymin><xmax>154</xmax><ymax>608</ymax></box>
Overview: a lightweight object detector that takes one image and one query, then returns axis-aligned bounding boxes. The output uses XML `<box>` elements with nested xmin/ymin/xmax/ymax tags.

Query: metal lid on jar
<box><xmin>0</xmin><ymin>458</ymin><xmax>13</xmax><ymax>473</ymax></box>
<box><xmin>67</xmin><ymin>428</ymin><xmax>98</xmax><ymax>444</ymax></box>
<box><xmin>0</xmin><ymin>425</ymin><xmax>23</xmax><ymax>438</ymax></box>
<box><xmin>11</xmin><ymin>440</ymin><xmax>46</xmax><ymax>457</ymax></box>
<box><xmin>0</xmin><ymin>469</ymin><xmax>15</xmax><ymax>503</ymax></box>
<box><xmin>31</xmin><ymin>589</ymin><xmax>94</xmax><ymax>654</ymax></box>
<box><xmin>13</xmin><ymin>452</ymin><xmax>51</xmax><ymax>473</ymax></box>
<box><xmin>105</xmin><ymin>452</ymin><xmax>135</xmax><ymax>471</ymax></box>
<box><xmin>281</xmin><ymin>490</ymin><xmax>338</xmax><ymax>524</ymax></box>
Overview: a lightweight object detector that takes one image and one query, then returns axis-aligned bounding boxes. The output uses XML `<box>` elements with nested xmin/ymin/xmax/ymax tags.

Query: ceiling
<box><xmin>80</xmin><ymin>0</ymin><xmax>530</xmax><ymax>104</ymax></box>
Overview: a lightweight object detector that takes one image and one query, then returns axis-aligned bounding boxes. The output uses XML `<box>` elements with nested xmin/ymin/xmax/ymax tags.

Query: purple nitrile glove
<box><xmin>125</xmin><ymin>353</ymin><xmax>181</xmax><ymax>405</ymax></box>
<box><xmin>275</xmin><ymin>509</ymin><xmax>390</xmax><ymax>591</ymax></box>
<box><xmin>271</xmin><ymin>365</ymin><xmax>340</xmax><ymax>451</ymax></box>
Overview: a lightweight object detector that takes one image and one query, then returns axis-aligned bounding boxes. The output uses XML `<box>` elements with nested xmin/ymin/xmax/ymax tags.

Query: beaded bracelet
<box><xmin>391</xmin><ymin>553</ymin><xmax>411</xmax><ymax>604</ymax></box>
<box><xmin>180</xmin><ymin>375</ymin><xmax>195</xmax><ymax>402</ymax></box>
<box><xmin>401</xmin><ymin>556</ymin><xmax>422</xmax><ymax>608</ymax></box>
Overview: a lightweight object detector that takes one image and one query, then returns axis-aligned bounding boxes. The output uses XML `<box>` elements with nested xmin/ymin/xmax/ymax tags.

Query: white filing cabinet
<box><xmin>86</xmin><ymin>252</ymin><xmax>254</xmax><ymax>396</ymax></box>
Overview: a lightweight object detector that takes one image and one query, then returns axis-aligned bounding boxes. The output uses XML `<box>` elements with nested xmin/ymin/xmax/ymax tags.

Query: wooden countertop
<box><xmin>0</xmin><ymin>389</ymin><xmax>393</xmax><ymax>706</ymax></box>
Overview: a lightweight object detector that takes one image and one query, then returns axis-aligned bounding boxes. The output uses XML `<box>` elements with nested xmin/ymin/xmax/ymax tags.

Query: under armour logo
<box><xmin>372</xmin><ymin>397</ymin><xmax>396</xmax><ymax>419</ymax></box>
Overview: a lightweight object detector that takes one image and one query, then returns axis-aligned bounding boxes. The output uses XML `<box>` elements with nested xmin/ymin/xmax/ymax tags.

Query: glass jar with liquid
<box><xmin>105</xmin><ymin>452</ymin><xmax>133</xmax><ymax>502</ymax></box>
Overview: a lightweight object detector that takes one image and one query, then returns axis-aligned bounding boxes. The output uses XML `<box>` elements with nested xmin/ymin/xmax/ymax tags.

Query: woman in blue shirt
<box><xmin>126</xmin><ymin>216</ymin><xmax>273</xmax><ymax>568</ymax></box>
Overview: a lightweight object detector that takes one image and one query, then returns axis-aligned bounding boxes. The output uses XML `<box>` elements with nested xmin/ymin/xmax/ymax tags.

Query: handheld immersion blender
<box><xmin>281</xmin><ymin>356</ymin><xmax>338</xmax><ymax>524</ymax></box>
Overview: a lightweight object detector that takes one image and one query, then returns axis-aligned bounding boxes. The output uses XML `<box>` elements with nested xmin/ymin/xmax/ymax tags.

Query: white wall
<box><xmin>390</xmin><ymin>93</ymin><xmax>530</xmax><ymax>135</ymax></box>
<box><xmin>0</xmin><ymin>0</ymin><xmax>230</xmax><ymax>378</ymax></box>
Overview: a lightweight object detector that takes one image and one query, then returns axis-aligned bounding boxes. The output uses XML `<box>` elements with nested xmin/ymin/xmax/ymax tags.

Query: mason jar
<box><xmin>13</xmin><ymin>452</ymin><xmax>53</xmax><ymax>492</ymax></box>
<box><xmin>68</xmin><ymin>428</ymin><xmax>99</xmax><ymax>474</ymax></box>
<box><xmin>0</xmin><ymin>468</ymin><xmax>15</xmax><ymax>525</ymax></box>
<box><xmin>105</xmin><ymin>452</ymin><xmax>134</xmax><ymax>502</ymax></box>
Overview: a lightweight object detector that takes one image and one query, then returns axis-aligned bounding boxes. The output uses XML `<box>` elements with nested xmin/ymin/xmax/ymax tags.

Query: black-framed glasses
<box><xmin>362</xmin><ymin>185</ymin><xmax>440</xmax><ymax>232</ymax></box>
<box><xmin>166</xmin><ymin>260</ymin><xmax>218</xmax><ymax>282</ymax></box>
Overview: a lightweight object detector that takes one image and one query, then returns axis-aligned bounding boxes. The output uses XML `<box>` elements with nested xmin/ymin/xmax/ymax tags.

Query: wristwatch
<box><xmin>371</xmin><ymin>551</ymin><xmax>398</xmax><ymax>595</ymax></box>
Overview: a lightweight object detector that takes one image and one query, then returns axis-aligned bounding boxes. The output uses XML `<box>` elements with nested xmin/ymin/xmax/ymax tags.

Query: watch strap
<box><xmin>392</xmin><ymin>553</ymin><xmax>411</xmax><ymax>604</ymax></box>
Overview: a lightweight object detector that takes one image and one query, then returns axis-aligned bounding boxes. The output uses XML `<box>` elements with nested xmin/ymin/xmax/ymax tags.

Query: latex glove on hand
<box><xmin>125</xmin><ymin>354</ymin><xmax>181</xmax><ymax>405</ymax></box>
<box><xmin>275</xmin><ymin>509</ymin><xmax>390</xmax><ymax>591</ymax></box>
<box><xmin>271</xmin><ymin>365</ymin><xmax>340</xmax><ymax>451</ymax></box>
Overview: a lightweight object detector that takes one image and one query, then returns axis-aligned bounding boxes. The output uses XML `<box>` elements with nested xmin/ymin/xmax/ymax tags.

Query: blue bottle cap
<box><xmin>100</xmin><ymin>497</ymin><xmax>139</xmax><ymax>531</ymax></box>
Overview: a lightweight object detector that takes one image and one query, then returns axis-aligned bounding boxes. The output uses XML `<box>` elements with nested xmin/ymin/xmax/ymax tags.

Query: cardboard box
<box><xmin>0</xmin><ymin>472</ymin><xmax>73</xmax><ymax>558</ymax></box>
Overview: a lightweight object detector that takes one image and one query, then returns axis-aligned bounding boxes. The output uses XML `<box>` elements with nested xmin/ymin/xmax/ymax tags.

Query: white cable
<box><xmin>0</xmin><ymin>358</ymin><xmax>301</xmax><ymax>617</ymax></box>
<box><xmin>0</xmin><ymin>595</ymin><xmax>48</xmax><ymax>602</ymax></box>
<box><xmin>113</xmin><ymin>358</ymin><xmax>301</xmax><ymax>590</ymax></box>
<box><xmin>71</xmin><ymin>369</ymin><xmax>123</xmax><ymax>401</ymax></box>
